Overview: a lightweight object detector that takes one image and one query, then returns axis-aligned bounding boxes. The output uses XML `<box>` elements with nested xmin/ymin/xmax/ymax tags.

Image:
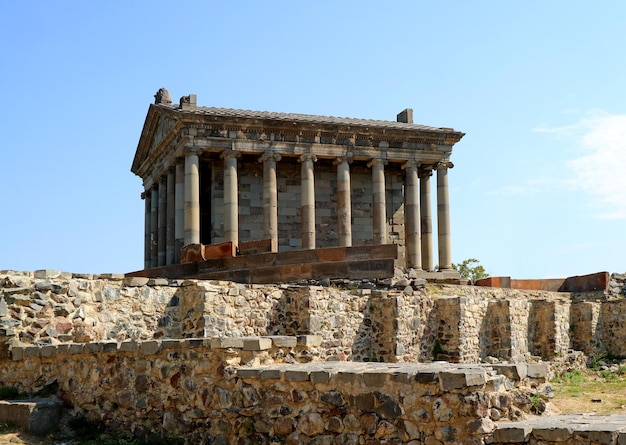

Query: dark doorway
<box><xmin>200</xmin><ymin>160</ymin><xmax>212</xmax><ymax>245</ymax></box>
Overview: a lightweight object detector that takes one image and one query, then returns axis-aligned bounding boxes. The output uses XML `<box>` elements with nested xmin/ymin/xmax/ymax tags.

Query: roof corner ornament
<box><xmin>154</xmin><ymin>88</ymin><xmax>172</xmax><ymax>105</ymax></box>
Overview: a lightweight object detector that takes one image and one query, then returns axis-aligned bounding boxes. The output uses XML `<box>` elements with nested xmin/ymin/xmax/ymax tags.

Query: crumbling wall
<box><xmin>0</xmin><ymin>337</ymin><xmax>531</xmax><ymax>444</ymax></box>
<box><xmin>1</xmin><ymin>271</ymin><xmax>625</xmax><ymax>364</ymax></box>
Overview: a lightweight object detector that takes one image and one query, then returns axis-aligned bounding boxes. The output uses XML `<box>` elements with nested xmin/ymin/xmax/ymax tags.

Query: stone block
<box><xmin>260</xmin><ymin>369</ymin><xmax>281</xmax><ymax>380</ymax></box>
<box><xmin>140</xmin><ymin>340</ymin><xmax>161</xmax><ymax>355</ymax></box>
<box><xmin>285</xmin><ymin>370</ymin><xmax>309</xmax><ymax>382</ymax></box>
<box><xmin>488</xmin><ymin>425</ymin><xmax>532</xmax><ymax>443</ymax></box>
<box><xmin>24</xmin><ymin>347</ymin><xmax>39</xmax><ymax>358</ymax></box>
<box><xmin>415</xmin><ymin>371</ymin><xmax>437</xmax><ymax>383</ymax></box>
<box><xmin>118</xmin><ymin>341</ymin><xmax>137</xmax><ymax>353</ymax></box>
<box><xmin>527</xmin><ymin>363</ymin><xmax>550</xmax><ymax>379</ymax></box>
<box><xmin>362</xmin><ymin>372</ymin><xmax>387</xmax><ymax>387</ymax></box>
<box><xmin>317</xmin><ymin>247</ymin><xmax>346</xmax><ymax>262</ymax></box>
<box><xmin>98</xmin><ymin>273</ymin><xmax>125</xmax><ymax>280</ymax></box>
<box><xmin>249</xmin><ymin>266</ymin><xmax>283</xmax><ymax>284</ymax></box>
<box><xmin>39</xmin><ymin>345</ymin><xmax>56</xmax><ymax>358</ymax></box>
<box><xmin>236</xmin><ymin>369</ymin><xmax>261</xmax><ymax>379</ymax></box>
<box><xmin>298</xmin><ymin>335</ymin><xmax>322</xmax><ymax>347</ymax></box>
<box><xmin>11</xmin><ymin>346</ymin><xmax>25</xmax><ymax>361</ymax></box>
<box><xmin>210</xmin><ymin>337</ymin><xmax>244</xmax><ymax>349</ymax></box>
<box><xmin>161</xmin><ymin>339</ymin><xmax>184</xmax><ymax>350</ymax></box>
<box><xmin>312</xmin><ymin>261</ymin><xmax>349</xmax><ymax>279</ymax></box>
<box><xmin>148</xmin><ymin>278</ymin><xmax>169</xmax><ymax>286</ymax></box>
<box><xmin>492</xmin><ymin>363</ymin><xmax>527</xmax><ymax>380</ymax></box>
<box><xmin>439</xmin><ymin>370</ymin><xmax>486</xmax><ymax>391</ymax></box>
<box><xmin>243</xmin><ymin>337</ymin><xmax>271</xmax><ymax>351</ymax></box>
<box><xmin>102</xmin><ymin>341</ymin><xmax>119</xmax><ymax>352</ymax></box>
<box><xmin>33</xmin><ymin>270</ymin><xmax>62</xmax><ymax>279</ymax></box>
<box><xmin>533</xmin><ymin>426</ymin><xmax>574</xmax><ymax>442</ymax></box>
<box><xmin>184</xmin><ymin>339</ymin><xmax>204</xmax><ymax>348</ymax></box>
<box><xmin>267</xmin><ymin>336</ymin><xmax>297</xmax><ymax>348</ymax></box>
<box><xmin>279</xmin><ymin>264</ymin><xmax>313</xmax><ymax>282</ymax></box>
<box><xmin>123</xmin><ymin>277</ymin><xmax>150</xmax><ymax>287</ymax></box>
<box><xmin>85</xmin><ymin>343</ymin><xmax>103</xmax><ymax>353</ymax></box>
<box><xmin>238</xmin><ymin>239</ymin><xmax>273</xmax><ymax>255</ymax></box>
<box><xmin>69</xmin><ymin>343</ymin><xmax>85</xmax><ymax>354</ymax></box>
<box><xmin>0</xmin><ymin>398</ymin><xmax>63</xmax><ymax>436</ymax></box>
<box><xmin>310</xmin><ymin>370</ymin><xmax>331</xmax><ymax>383</ymax></box>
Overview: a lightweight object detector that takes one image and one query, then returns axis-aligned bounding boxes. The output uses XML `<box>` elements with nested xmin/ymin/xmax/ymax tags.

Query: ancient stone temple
<box><xmin>131</xmin><ymin>89</ymin><xmax>464</xmax><ymax>281</ymax></box>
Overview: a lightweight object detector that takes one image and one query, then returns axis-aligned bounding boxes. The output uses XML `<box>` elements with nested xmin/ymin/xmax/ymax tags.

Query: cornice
<box><xmin>134</xmin><ymin>104</ymin><xmax>463</xmax><ymax>187</ymax></box>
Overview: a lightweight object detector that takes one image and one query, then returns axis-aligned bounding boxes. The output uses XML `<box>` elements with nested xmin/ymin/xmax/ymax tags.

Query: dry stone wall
<box><xmin>1</xmin><ymin>336</ymin><xmax>536</xmax><ymax>444</ymax></box>
<box><xmin>2</xmin><ymin>270</ymin><xmax>626</xmax><ymax>364</ymax></box>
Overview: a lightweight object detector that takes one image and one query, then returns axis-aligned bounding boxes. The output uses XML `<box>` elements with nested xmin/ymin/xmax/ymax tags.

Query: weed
<box><xmin>0</xmin><ymin>422</ymin><xmax>16</xmax><ymax>433</ymax></box>
<box><xmin>0</xmin><ymin>386</ymin><xmax>19</xmax><ymax>400</ymax></box>
<box><xmin>553</xmin><ymin>369</ymin><xmax>586</xmax><ymax>385</ymax></box>
<box><xmin>432</xmin><ymin>339</ymin><xmax>444</xmax><ymax>359</ymax></box>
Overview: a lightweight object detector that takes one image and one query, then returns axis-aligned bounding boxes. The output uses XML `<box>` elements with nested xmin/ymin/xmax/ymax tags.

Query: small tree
<box><xmin>452</xmin><ymin>258</ymin><xmax>488</xmax><ymax>284</ymax></box>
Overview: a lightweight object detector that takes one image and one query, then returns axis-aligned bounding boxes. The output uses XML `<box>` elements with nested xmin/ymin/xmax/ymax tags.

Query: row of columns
<box><xmin>143</xmin><ymin>148</ymin><xmax>453</xmax><ymax>271</ymax></box>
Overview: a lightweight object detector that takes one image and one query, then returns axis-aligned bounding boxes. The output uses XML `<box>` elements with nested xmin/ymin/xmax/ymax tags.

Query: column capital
<box><xmin>367</xmin><ymin>158</ymin><xmax>388</xmax><ymax>168</ymax></box>
<box><xmin>221</xmin><ymin>149</ymin><xmax>242</xmax><ymax>160</ymax></box>
<box><xmin>419</xmin><ymin>167</ymin><xmax>434</xmax><ymax>179</ymax></box>
<box><xmin>141</xmin><ymin>191</ymin><xmax>148</xmax><ymax>200</ymax></box>
<box><xmin>183</xmin><ymin>146</ymin><xmax>203</xmax><ymax>156</ymax></box>
<box><xmin>259</xmin><ymin>150</ymin><xmax>282</xmax><ymax>163</ymax></box>
<box><xmin>299</xmin><ymin>153</ymin><xmax>317</xmax><ymax>163</ymax></box>
<box><xmin>333</xmin><ymin>153</ymin><xmax>353</xmax><ymax>166</ymax></box>
<box><xmin>436</xmin><ymin>160</ymin><xmax>454</xmax><ymax>170</ymax></box>
<box><xmin>402</xmin><ymin>159</ymin><xmax>420</xmax><ymax>170</ymax></box>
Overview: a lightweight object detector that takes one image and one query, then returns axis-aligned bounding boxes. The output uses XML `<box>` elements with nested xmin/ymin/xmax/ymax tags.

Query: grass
<box><xmin>551</xmin><ymin>368</ymin><xmax>626</xmax><ymax>414</ymax></box>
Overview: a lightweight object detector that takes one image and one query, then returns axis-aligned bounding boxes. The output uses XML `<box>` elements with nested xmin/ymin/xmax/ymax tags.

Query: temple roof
<box><xmin>156</xmin><ymin>102</ymin><xmax>461</xmax><ymax>135</ymax></box>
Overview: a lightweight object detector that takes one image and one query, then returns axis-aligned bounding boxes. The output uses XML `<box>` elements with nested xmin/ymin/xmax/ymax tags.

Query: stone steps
<box><xmin>490</xmin><ymin>414</ymin><xmax>626</xmax><ymax>444</ymax></box>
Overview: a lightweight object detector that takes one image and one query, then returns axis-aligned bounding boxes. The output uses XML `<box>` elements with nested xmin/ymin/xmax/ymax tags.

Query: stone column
<box><xmin>334</xmin><ymin>155</ymin><xmax>352</xmax><ymax>247</ymax></box>
<box><xmin>436</xmin><ymin>161</ymin><xmax>454</xmax><ymax>270</ymax></box>
<box><xmin>403</xmin><ymin>160</ymin><xmax>421</xmax><ymax>269</ymax></box>
<box><xmin>299</xmin><ymin>154</ymin><xmax>317</xmax><ymax>249</ymax></box>
<box><xmin>150</xmin><ymin>185</ymin><xmax>159</xmax><ymax>267</ymax></box>
<box><xmin>158</xmin><ymin>176</ymin><xmax>167</xmax><ymax>266</ymax></box>
<box><xmin>143</xmin><ymin>191</ymin><xmax>151</xmax><ymax>270</ymax></box>
<box><xmin>222</xmin><ymin>150</ymin><xmax>241</xmax><ymax>246</ymax></box>
<box><xmin>368</xmin><ymin>158</ymin><xmax>388</xmax><ymax>245</ymax></box>
<box><xmin>419</xmin><ymin>168</ymin><xmax>434</xmax><ymax>271</ymax></box>
<box><xmin>184</xmin><ymin>147</ymin><xmax>201</xmax><ymax>245</ymax></box>
<box><xmin>166</xmin><ymin>168</ymin><xmax>176</xmax><ymax>265</ymax></box>
<box><xmin>174</xmin><ymin>162</ymin><xmax>184</xmax><ymax>263</ymax></box>
<box><xmin>259</xmin><ymin>151</ymin><xmax>281</xmax><ymax>252</ymax></box>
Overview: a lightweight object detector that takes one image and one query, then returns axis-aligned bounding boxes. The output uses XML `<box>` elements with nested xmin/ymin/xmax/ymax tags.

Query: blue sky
<box><xmin>1</xmin><ymin>1</ymin><xmax>625</xmax><ymax>278</ymax></box>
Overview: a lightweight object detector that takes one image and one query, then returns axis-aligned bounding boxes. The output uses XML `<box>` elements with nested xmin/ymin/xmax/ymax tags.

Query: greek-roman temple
<box><xmin>130</xmin><ymin>89</ymin><xmax>464</xmax><ymax>282</ymax></box>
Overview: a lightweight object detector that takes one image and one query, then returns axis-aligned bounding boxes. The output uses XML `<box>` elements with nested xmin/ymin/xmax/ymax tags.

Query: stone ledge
<box><xmin>235</xmin><ymin>362</ymin><xmax>511</xmax><ymax>389</ymax></box>
<box><xmin>489</xmin><ymin>414</ymin><xmax>626</xmax><ymax>444</ymax></box>
<box><xmin>8</xmin><ymin>335</ymin><xmax>320</xmax><ymax>361</ymax></box>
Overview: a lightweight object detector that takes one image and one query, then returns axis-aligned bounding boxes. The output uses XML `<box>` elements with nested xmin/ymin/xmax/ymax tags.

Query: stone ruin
<box><xmin>1</xmin><ymin>269</ymin><xmax>626</xmax><ymax>443</ymax></box>
<box><xmin>2</xmin><ymin>92</ymin><xmax>626</xmax><ymax>443</ymax></box>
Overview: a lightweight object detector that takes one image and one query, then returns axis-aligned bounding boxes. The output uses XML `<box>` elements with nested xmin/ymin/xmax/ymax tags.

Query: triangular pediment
<box><xmin>131</xmin><ymin>105</ymin><xmax>179</xmax><ymax>176</ymax></box>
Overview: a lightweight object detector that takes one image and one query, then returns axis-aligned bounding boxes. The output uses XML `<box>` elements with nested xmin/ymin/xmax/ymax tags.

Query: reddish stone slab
<box><xmin>238</xmin><ymin>239</ymin><xmax>273</xmax><ymax>255</ymax></box>
<box><xmin>317</xmin><ymin>247</ymin><xmax>347</xmax><ymax>262</ymax></box>
<box><xmin>202</xmin><ymin>242</ymin><xmax>236</xmax><ymax>259</ymax></box>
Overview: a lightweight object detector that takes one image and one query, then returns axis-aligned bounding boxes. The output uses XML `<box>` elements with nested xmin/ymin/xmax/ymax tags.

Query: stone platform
<box><xmin>490</xmin><ymin>414</ymin><xmax>626</xmax><ymax>444</ymax></box>
<box><xmin>127</xmin><ymin>244</ymin><xmax>399</xmax><ymax>284</ymax></box>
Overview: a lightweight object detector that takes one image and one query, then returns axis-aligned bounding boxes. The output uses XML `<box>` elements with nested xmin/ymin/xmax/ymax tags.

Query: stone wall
<box><xmin>0</xmin><ymin>336</ymin><xmax>535</xmax><ymax>444</ymax></box>
<box><xmin>2</xmin><ymin>270</ymin><xmax>626</xmax><ymax>364</ymax></box>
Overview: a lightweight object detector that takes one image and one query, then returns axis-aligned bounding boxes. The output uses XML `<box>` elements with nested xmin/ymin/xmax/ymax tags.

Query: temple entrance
<box><xmin>200</xmin><ymin>160</ymin><xmax>212</xmax><ymax>245</ymax></box>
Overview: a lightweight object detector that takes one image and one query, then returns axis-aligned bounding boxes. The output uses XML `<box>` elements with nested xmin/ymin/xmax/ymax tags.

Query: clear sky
<box><xmin>1</xmin><ymin>1</ymin><xmax>625</xmax><ymax>278</ymax></box>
